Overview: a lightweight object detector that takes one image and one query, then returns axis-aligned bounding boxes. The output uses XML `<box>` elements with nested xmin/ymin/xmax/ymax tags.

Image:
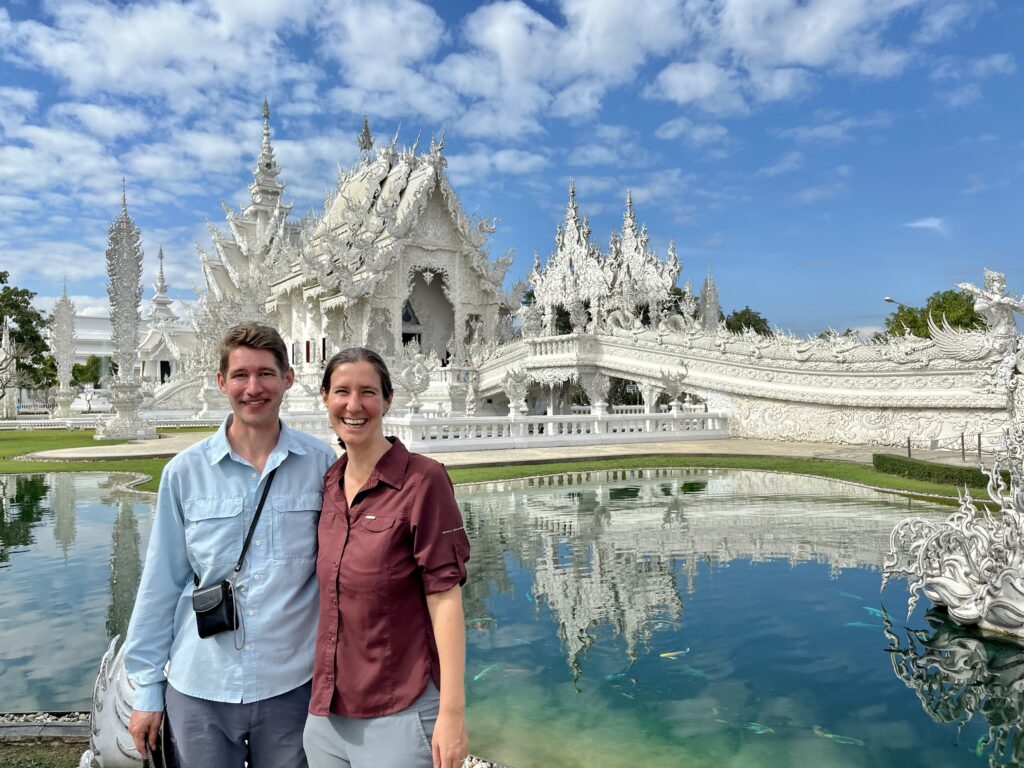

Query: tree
<box><xmin>0</xmin><ymin>271</ymin><xmax>51</xmax><ymax>387</ymax></box>
<box><xmin>73</xmin><ymin>355</ymin><xmax>116</xmax><ymax>386</ymax></box>
<box><xmin>883</xmin><ymin>289</ymin><xmax>984</xmax><ymax>338</ymax></box>
<box><xmin>725</xmin><ymin>306</ymin><xmax>771</xmax><ymax>335</ymax></box>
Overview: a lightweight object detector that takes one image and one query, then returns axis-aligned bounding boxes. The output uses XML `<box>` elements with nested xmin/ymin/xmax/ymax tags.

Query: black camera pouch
<box><xmin>192</xmin><ymin>580</ymin><xmax>236</xmax><ymax>638</ymax></box>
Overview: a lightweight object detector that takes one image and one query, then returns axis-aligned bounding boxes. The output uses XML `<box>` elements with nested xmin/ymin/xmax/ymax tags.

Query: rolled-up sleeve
<box><xmin>409</xmin><ymin>465</ymin><xmax>470</xmax><ymax>594</ymax></box>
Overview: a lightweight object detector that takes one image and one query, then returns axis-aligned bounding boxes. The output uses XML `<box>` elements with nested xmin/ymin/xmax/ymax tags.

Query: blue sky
<box><xmin>1</xmin><ymin>0</ymin><xmax>1021</xmax><ymax>336</ymax></box>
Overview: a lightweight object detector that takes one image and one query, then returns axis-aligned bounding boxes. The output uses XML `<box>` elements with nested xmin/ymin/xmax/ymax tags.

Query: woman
<box><xmin>304</xmin><ymin>347</ymin><xmax>471</xmax><ymax>768</ymax></box>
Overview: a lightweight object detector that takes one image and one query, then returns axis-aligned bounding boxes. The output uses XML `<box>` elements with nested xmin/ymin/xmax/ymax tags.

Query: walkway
<box><xmin>23</xmin><ymin>431</ymin><xmax>994</xmax><ymax>468</ymax></box>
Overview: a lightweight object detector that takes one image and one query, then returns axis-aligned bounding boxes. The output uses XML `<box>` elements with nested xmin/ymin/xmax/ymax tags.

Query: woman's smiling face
<box><xmin>321</xmin><ymin>359</ymin><xmax>392</xmax><ymax>449</ymax></box>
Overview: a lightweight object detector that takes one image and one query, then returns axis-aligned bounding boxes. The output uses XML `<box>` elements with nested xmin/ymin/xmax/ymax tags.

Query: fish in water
<box><xmin>473</xmin><ymin>664</ymin><xmax>499</xmax><ymax>681</ymax></box>
<box><xmin>714</xmin><ymin>719</ymin><xmax>774</xmax><ymax>735</ymax></box>
<box><xmin>845</xmin><ymin>621</ymin><xmax>879</xmax><ymax>629</ymax></box>
<box><xmin>659</xmin><ymin>648</ymin><xmax>691</xmax><ymax>659</ymax></box>
<box><xmin>465</xmin><ymin>616</ymin><xmax>496</xmax><ymax>628</ymax></box>
<box><xmin>976</xmin><ymin>735</ymin><xmax>989</xmax><ymax>757</ymax></box>
<box><xmin>836</xmin><ymin>590</ymin><xmax>862</xmax><ymax>600</ymax></box>
<box><xmin>862</xmin><ymin>606</ymin><xmax>889</xmax><ymax>619</ymax></box>
<box><xmin>812</xmin><ymin>725</ymin><xmax>865</xmax><ymax>746</ymax></box>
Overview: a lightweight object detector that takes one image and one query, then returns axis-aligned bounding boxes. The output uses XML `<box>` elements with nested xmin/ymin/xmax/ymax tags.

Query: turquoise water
<box><xmin>0</xmin><ymin>468</ymin><xmax>1017</xmax><ymax>766</ymax></box>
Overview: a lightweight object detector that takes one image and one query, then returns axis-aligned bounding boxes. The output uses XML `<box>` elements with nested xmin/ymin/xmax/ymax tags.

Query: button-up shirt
<box><xmin>310</xmin><ymin>438</ymin><xmax>471</xmax><ymax>718</ymax></box>
<box><xmin>124</xmin><ymin>417</ymin><xmax>336</xmax><ymax>712</ymax></box>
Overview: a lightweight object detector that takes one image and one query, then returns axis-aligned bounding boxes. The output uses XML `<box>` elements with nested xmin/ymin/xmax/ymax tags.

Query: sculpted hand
<box><xmin>128</xmin><ymin>709</ymin><xmax>163</xmax><ymax>759</ymax></box>
<box><xmin>431</xmin><ymin>709</ymin><xmax>468</xmax><ymax>768</ymax></box>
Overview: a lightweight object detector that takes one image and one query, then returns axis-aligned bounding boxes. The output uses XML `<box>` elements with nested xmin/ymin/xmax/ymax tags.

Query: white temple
<box><xmin>126</xmin><ymin>102</ymin><xmax>1023</xmax><ymax>449</ymax></box>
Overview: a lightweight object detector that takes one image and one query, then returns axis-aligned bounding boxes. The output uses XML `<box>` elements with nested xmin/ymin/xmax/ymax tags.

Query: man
<box><xmin>124</xmin><ymin>323</ymin><xmax>336</xmax><ymax>767</ymax></box>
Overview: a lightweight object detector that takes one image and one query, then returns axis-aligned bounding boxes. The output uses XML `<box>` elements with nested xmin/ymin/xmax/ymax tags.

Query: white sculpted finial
<box><xmin>958</xmin><ymin>268</ymin><xmax>1024</xmax><ymax>337</ymax></box>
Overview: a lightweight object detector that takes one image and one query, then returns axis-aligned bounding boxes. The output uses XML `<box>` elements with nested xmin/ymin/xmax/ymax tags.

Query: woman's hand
<box><xmin>431</xmin><ymin>708</ymin><xmax>468</xmax><ymax>768</ymax></box>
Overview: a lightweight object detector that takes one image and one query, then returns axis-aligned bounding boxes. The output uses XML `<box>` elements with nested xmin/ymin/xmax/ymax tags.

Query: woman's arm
<box><xmin>426</xmin><ymin>585</ymin><xmax>468</xmax><ymax>768</ymax></box>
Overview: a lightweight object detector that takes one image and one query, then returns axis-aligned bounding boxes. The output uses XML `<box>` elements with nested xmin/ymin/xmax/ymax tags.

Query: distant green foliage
<box><xmin>725</xmin><ymin>306</ymin><xmax>771</xmax><ymax>335</ymax></box>
<box><xmin>872</xmin><ymin>453</ymin><xmax>1009</xmax><ymax>488</ymax></box>
<box><xmin>72</xmin><ymin>354</ymin><xmax>116</xmax><ymax>386</ymax></box>
<box><xmin>883</xmin><ymin>289</ymin><xmax>984</xmax><ymax>338</ymax></box>
<box><xmin>0</xmin><ymin>270</ymin><xmax>51</xmax><ymax>387</ymax></box>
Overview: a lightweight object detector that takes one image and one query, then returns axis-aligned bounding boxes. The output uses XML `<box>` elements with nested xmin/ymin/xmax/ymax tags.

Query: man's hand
<box><xmin>128</xmin><ymin>709</ymin><xmax>163</xmax><ymax>759</ymax></box>
<box><xmin>431</xmin><ymin>708</ymin><xmax>468</xmax><ymax>768</ymax></box>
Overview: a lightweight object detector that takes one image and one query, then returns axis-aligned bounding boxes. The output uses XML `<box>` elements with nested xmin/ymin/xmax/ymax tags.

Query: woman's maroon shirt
<box><xmin>309</xmin><ymin>438</ymin><xmax>470</xmax><ymax>718</ymax></box>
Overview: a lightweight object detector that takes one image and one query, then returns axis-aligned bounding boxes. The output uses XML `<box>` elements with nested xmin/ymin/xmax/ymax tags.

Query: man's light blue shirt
<box><xmin>124</xmin><ymin>418</ymin><xmax>336</xmax><ymax>711</ymax></box>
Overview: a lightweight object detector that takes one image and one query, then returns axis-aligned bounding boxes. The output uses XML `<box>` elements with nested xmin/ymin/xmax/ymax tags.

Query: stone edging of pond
<box><xmin>0</xmin><ymin>714</ymin><xmax>507</xmax><ymax>767</ymax></box>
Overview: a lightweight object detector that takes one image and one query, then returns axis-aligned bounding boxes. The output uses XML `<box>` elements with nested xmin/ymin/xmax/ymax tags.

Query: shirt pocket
<box><xmin>183</xmin><ymin>497</ymin><xmax>244</xmax><ymax>570</ymax></box>
<box><xmin>272</xmin><ymin>492</ymin><xmax>322</xmax><ymax>562</ymax></box>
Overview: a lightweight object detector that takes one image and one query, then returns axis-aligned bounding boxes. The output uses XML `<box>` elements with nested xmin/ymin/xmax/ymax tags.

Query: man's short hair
<box><xmin>218</xmin><ymin>323</ymin><xmax>290</xmax><ymax>376</ymax></box>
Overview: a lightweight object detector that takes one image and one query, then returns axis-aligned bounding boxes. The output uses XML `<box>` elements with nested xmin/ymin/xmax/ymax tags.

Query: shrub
<box><xmin>872</xmin><ymin>453</ymin><xmax>1010</xmax><ymax>489</ymax></box>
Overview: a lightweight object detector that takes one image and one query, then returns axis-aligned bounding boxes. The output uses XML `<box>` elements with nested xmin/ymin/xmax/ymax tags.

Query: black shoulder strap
<box><xmin>234</xmin><ymin>467</ymin><xmax>278</xmax><ymax>576</ymax></box>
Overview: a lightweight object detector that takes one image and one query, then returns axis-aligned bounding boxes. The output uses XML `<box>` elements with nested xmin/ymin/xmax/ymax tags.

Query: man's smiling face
<box><xmin>216</xmin><ymin>347</ymin><xmax>293</xmax><ymax>430</ymax></box>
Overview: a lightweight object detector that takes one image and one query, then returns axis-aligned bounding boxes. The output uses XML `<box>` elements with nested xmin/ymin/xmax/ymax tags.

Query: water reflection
<box><xmin>107</xmin><ymin>499</ymin><xmax>142</xmax><ymax>642</ymax></box>
<box><xmin>0</xmin><ymin>472</ymin><xmax>152</xmax><ymax>712</ymax></box>
<box><xmin>885</xmin><ymin>610</ymin><xmax>1024</xmax><ymax>766</ymax></box>
<box><xmin>0</xmin><ymin>474</ymin><xmax>52</xmax><ymax>565</ymax></box>
<box><xmin>460</xmin><ymin>468</ymin><xmax>930</xmax><ymax>677</ymax></box>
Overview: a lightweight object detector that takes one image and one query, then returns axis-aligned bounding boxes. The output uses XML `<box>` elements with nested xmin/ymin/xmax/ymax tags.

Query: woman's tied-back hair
<box><xmin>320</xmin><ymin>347</ymin><xmax>394</xmax><ymax>402</ymax></box>
<box><xmin>218</xmin><ymin>323</ymin><xmax>290</xmax><ymax>376</ymax></box>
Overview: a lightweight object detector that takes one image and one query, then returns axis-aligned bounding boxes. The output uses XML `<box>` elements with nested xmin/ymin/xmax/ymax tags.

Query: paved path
<box><xmin>24</xmin><ymin>431</ymin><xmax>994</xmax><ymax>469</ymax></box>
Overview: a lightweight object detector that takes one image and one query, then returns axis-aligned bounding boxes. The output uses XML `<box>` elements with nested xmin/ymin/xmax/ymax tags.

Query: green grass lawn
<box><xmin>0</xmin><ymin>428</ymin><xmax>986</xmax><ymax>500</ymax></box>
<box><xmin>0</xmin><ymin>742</ymin><xmax>85</xmax><ymax>768</ymax></box>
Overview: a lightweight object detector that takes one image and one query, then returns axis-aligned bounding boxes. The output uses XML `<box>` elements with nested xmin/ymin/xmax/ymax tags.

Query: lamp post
<box><xmin>883</xmin><ymin>296</ymin><xmax>908</xmax><ymax>308</ymax></box>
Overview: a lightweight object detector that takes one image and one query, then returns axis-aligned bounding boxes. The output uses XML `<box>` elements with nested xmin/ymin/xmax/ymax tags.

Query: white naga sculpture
<box><xmin>883</xmin><ymin>423</ymin><xmax>1024</xmax><ymax>637</ymax></box>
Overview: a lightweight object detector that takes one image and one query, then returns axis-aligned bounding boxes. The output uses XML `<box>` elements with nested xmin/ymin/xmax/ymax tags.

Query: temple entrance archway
<box><xmin>405</xmin><ymin>269</ymin><xmax>454</xmax><ymax>362</ymax></box>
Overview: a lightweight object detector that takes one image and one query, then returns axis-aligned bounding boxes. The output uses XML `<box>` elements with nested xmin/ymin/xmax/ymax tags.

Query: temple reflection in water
<box><xmin>459</xmin><ymin>467</ymin><xmax>931</xmax><ymax>673</ymax></box>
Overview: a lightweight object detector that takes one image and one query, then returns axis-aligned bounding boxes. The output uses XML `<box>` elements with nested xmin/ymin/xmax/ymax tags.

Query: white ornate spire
<box><xmin>106</xmin><ymin>182</ymin><xmax>144</xmax><ymax>378</ymax></box>
<box><xmin>51</xmin><ymin>278</ymin><xmax>76</xmax><ymax>390</ymax></box>
<box><xmin>700</xmin><ymin>262</ymin><xmax>720</xmax><ymax>332</ymax></box>
<box><xmin>358</xmin><ymin>113</ymin><xmax>374</xmax><ymax>161</ymax></box>
<box><xmin>248</xmin><ymin>99</ymin><xmax>287</xmax><ymax>212</ymax></box>
<box><xmin>146</xmin><ymin>246</ymin><xmax>178</xmax><ymax>325</ymax></box>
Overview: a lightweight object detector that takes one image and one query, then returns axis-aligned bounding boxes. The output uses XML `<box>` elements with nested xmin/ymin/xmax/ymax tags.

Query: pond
<box><xmin>0</xmin><ymin>468</ymin><xmax>1017</xmax><ymax>766</ymax></box>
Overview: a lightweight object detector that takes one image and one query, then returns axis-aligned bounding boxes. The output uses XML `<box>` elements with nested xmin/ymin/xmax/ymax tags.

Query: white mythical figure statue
<box><xmin>883</xmin><ymin>425</ymin><xmax>1024</xmax><ymax>637</ymax></box>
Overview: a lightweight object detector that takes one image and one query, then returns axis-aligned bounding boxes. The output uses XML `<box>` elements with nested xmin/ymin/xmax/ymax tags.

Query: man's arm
<box><xmin>426</xmin><ymin>585</ymin><xmax>468</xmax><ymax>768</ymax></box>
<box><xmin>123</xmin><ymin>468</ymin><xmax>192</xmax><ymax>754</ymax></box>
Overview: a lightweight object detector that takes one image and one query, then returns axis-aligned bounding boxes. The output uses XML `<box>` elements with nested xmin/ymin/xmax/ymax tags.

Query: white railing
<box><xmin>382</xmin><ymin>409</ymin><xmax>729</xmax><ymax>453</ymax></box>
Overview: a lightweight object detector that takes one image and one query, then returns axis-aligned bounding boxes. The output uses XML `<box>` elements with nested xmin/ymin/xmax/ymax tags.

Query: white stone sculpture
<box><xmin>96</xmin><ymin>185</ymin><xmax>156</xmax><ymax>440</ymax></box>
<box><xmin>78</xmin><ymin>637</ymin><xmax>145</xmax><ymax>768</ymax></box>
<box><xmin>51</xmin><ymin>280</ymin><xmax>76</xmax><ymax>418</ymax></box>
<box><xmin>883</xmin><ymin>424</ymin><xmax>1024</xmax><ymax>637</ymax></box>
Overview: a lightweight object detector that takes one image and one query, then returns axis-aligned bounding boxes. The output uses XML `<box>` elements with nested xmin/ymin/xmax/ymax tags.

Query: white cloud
<box><xmin>792</xmin><ymin>182</ymin><xmax>845</xmax><ymax>204</ymax></box>
<box><xmin>904</xmin><ymin>217</ymin><xmax>949</xmax><ymax>236</ymax></box>
<box><xmin>646</xmin><ymin>60</ymin><xmax>747</xmax><ymax>115</ymax></box>
<box><xmin>939</xmin><ymin>83</ymin><xmax>981</xmax><ymax>108</ymax></box>
<box><xmin>0</xmin><ymin>2</ymin><xmax>320</xmax><ymax>114</ymax></box>
<box><xmin>757</xmin><ymin>151</ymin><xmax>803</xmax><ymax>177</ymax></box>
<box><xmin>49</xmin><ymin>102</ymin><xmax>150</xmax><ymax>140</ymax></box>
<box><xmin>778</xmin><ymin>112</ymin><xmax>891</xmax><ymax>143</ymax></box>
<box><xmin>655</xmin><ymin>116</ymin><xmax>729</xmax><ymax>146</ymax></box>
<box><xmin>446</xmin><ymin>146</ymin><xmax>549</xmax><ymax>187</ymax></box>
<box><xmin>914</xmin><ymin>2</ymin><xmax>977</xmax><ymax>45</ymax></box>
<box><xmin>970</xmin><ymin>52</ymin><xmax>1016</xmax><ymax>78</ymax></box>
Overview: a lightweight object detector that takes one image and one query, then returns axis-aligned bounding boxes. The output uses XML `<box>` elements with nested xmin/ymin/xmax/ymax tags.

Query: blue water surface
<box><xmin>0</xmin><ymin>468</ymin><xmax>1015</xmax><ymax>767</ymax></box>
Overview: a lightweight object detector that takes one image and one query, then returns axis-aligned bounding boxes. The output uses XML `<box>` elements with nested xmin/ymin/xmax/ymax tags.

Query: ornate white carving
<box><xmin>51</xmin><ymin>281</ymin><xmax>76</xmax><ymax>417</ymax></box>
<box><xmin>883</xmin><ymin>425</ymin><xmax>1024</xmax><ymax>635</ymax></box>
